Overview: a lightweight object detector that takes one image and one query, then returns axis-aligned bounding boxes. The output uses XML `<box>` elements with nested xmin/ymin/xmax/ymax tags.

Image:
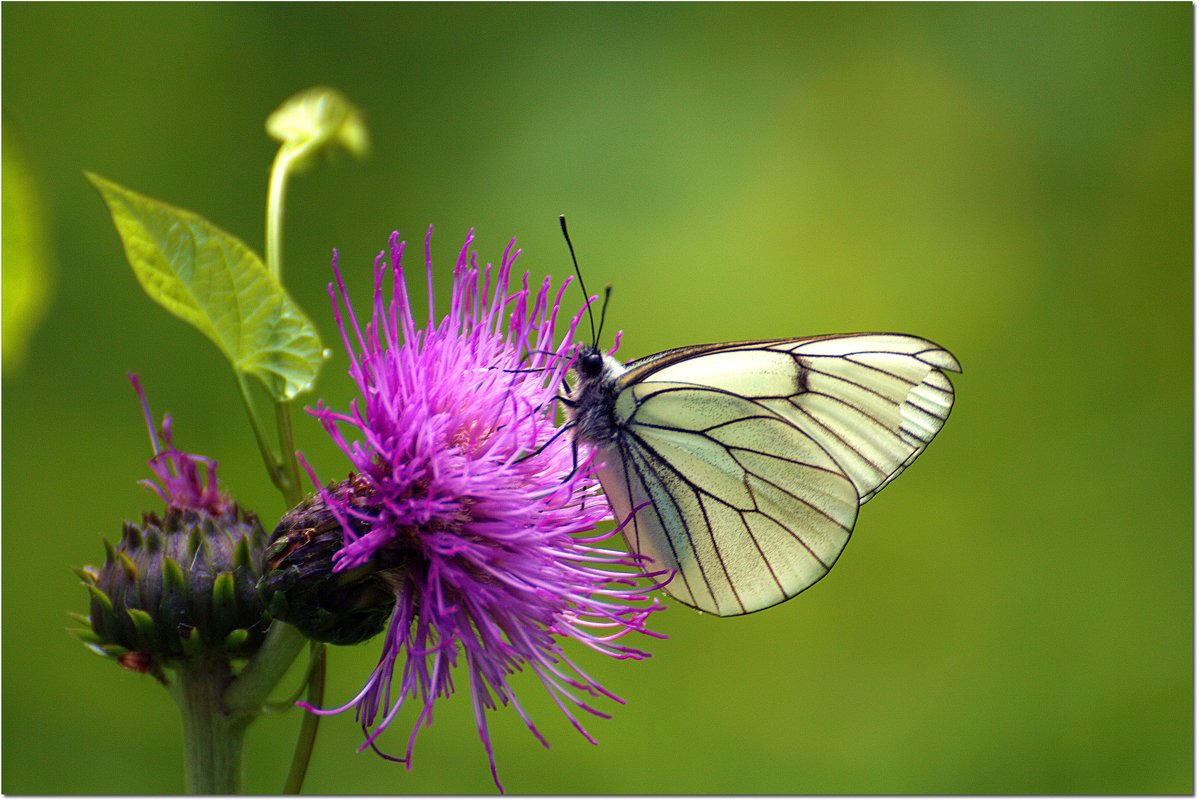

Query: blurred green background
<box><xmin>2</xmin><ymin>2</ymin><xmax>1191</xmax><ymax>794</ymax></box>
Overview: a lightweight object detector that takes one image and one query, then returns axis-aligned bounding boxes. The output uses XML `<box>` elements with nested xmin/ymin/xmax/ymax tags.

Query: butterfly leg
<box><xmin>514</xmin><ymin>420</ymin><xmax>576</xmax><ymax>464</ymax></box>
<box><xmin>568</xmin><ymin>433</ymin><xmax>580</xmax><ymax>480</ymax></box>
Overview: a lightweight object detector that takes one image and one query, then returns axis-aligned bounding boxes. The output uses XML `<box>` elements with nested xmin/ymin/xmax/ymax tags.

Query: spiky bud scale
<box><xmin>76</xmin><ymin>505</ymin><xmax>269</xmax><ymax>672</ymax></box>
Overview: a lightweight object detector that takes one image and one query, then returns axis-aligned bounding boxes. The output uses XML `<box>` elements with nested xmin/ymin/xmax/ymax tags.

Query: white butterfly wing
<box><xmin>601</xmin><ymin>333</ymin><xmax>959</xmax><ymax>616</ymax></box>
<box><xmin>597</xmin><ymin>382</ymin><xmax>860</xmax><ymax>615</ymax></box>
<box><xmin>633</xmin><ymin>334</ymin><xmax>960</xmax><ymax>504</ymax></box>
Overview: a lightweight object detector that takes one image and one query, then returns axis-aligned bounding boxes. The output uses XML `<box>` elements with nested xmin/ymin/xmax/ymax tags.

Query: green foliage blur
<box><xmin>2</xmin><ymin>3</ymin><xmax>1191</xmax><ymax>794</ymax></box>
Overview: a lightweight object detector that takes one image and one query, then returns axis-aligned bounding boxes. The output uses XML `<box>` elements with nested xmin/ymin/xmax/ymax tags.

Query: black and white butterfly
<box><xmin>557</xmin><ymin>220</ymin><xmax>960</xmax><ymax>617</ymax></box>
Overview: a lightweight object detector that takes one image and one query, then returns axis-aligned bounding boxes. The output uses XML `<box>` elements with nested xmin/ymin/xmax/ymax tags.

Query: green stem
<box><xmin>235</xmin><ymin>374</ymin><xmax>286</xmax><ymax>493</ymax></box>
<box><xmin>225</xmin><ymin>622</ymin><xmax>309</xmax><ymax>714</ymax></box>
<box><xmin>275</xmin><ymin>399</ymin><xmax>304</xmax><ymax>508</ymax></box>
<box><xmin>264</xmin><ymin>143</ymin><xmax>306</xmax><ymax>509</ymax></box>
<box><xmin>265</xmin><ymin>148</ymin><xmax>293</xmax><ymax>282</ymax></box>
<box><xmin>173</xmin><ymin>658</ymin><xmax>250</xmax><ymax>794</ymax></box>
<box><xmin>283</xmin><ymin>645</ymin><xmax>327</xmax><ymax>794</ymax></box>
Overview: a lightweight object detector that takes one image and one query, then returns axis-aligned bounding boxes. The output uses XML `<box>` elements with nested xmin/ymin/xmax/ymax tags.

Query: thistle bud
<box><xmin>69</xmin><ymin>376</ymin><xmax>270</xmax><ymax>677</ymax></box>
<box><xmin>257</xmin><ymin>475</ymin><xmax>396</xmax><ymax>646</ymax></box>
<box><xmin>73</xmin><ymin>506</ymin><xmax>268</xmax><ymax>674</ymax></box>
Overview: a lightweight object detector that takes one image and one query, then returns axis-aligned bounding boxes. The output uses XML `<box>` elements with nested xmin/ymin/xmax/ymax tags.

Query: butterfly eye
<box><xmin>578</xmin><ymin>349</ymin><xmax>604</xmax><ymax>377</ymax></box>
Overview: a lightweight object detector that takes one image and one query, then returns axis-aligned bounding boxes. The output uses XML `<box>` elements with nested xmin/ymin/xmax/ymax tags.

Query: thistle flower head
<box><xmin>71</xmin><ymin>378</ymin><xmax>268</xmax><ymax>674</ymax></box>
<box><xmin>299</xmin><ymin>228</ymin><xmax>666</xmax><ymax>791</ymax></box>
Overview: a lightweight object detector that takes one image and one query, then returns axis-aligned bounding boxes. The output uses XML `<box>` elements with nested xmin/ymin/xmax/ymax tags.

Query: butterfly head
<box><xmin>575</xmin><ymin>344</ymin><xmax>606</xmax><ymax>379</ymax></box>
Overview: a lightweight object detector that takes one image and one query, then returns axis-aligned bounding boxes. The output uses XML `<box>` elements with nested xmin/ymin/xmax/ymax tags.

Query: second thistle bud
<box><xmin>69</xmin><ymin>377</ymin><xmax>271</xmax><ymax>679</ymax></box>
<box><xmin>258</xmin><ymin>475</ymin><xmax>397</xmax><ymax>646</ymax></box>
<box><xmin>75</xmin><ymin>506</ymin><xmax>269</xmax><ymax>674</ymax></box>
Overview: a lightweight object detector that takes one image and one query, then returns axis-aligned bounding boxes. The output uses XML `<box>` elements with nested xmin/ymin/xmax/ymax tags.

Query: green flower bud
<box><xmin>266</xmin><ymin>86</ymin><xmax>369</xmax><ymax>173</ymax></box>
<box><xmin>73</xmin><ymin>506</ymin><xmax>269</xmax><ymax>676</ymax></box>
<box><xmin>258</xmin><ymin>477</ymin><xmax>396</xmax><ymax>646</ymax></box>
<box><xmin>69</xmin><ymin>376</ymin><xmax>269</xmax><ymax>679</ymax></box>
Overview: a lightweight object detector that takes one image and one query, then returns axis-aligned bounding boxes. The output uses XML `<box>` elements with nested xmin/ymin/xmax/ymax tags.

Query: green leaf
<box><xmin>1</xmin><ymin>113</ymin><xmax>55</xmax><ymax>373</ymax></box>
<box><xmin>85</xmin><ymin>172</ymin><xmax>325</xmax><ymax>400</ymax></box>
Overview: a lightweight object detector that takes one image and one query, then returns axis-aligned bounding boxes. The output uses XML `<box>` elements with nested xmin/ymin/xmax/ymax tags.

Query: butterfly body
<box><xmin>565</xmin><ymin>334</ymin><xmax>960</xmax><ymax>617</ymax></box>
<box><xmin>566</xmin><ymin>348</ymin><xmax>625</xmax><ymax>445</ymax></box>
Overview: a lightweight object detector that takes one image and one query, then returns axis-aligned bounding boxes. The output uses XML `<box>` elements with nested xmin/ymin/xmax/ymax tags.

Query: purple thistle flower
<box><xmin>129</xmin><ymin>373</ymin><xmax>231</xmax><ymax>516</ymax></box>
<box><xmin>300</xmin><ymin>228</ymin><xmax>667</xmax><ymax>791</ymax></box>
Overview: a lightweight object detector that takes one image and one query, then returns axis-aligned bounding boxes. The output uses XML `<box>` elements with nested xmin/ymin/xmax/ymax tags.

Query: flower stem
<box><xmin>274</xmin><ymin>399</ymin><xmax>304</xmax><ymax>508</ymax></box>
<box><xmin>283</xmin><ymin>644</ymin><xmax>327</xmax><ymax>794</ymax></box>
<box><xmin>224</xmin><ymin>621</ymin><xmax>309</xmax><ymax>714</ymax></box>
<box><xmin>172</xmin><ymin>658</ymin><xmax>251</xmax><ymax>794</ymax></box>
<box><xmin>263</xmin><ymin>141</ymin><xmax>306</xmax><ymax>510</ymax></box>
<box><xmin>265</xmin><ymin>147</ymin><xmax>293</xmax><ymax>282</ymax></box>
<box><xmin>234</xmin><ymin>373</ymin><xmax>286</xmax><ymax>492</ymax></box>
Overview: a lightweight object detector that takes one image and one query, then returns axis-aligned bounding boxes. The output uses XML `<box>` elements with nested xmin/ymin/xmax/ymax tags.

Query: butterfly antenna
<box><xmin>559</xmin><ymin>214</ymin><xmax>597</xmax><ymax>345</ymax></box>
<box><xmin>596</xmin><ymin>284</ymin><xmax>613</xmax><ymax>344</ymax></box>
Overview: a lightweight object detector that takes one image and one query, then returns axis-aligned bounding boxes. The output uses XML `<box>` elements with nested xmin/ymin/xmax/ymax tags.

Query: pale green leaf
<box><xmin>2</xmin><ymin>115</ymin><xmax>55</xmax><ymax>373</ymax></box>
<box><xmin>86</xmin><ymin>172</ymin><xmax>325</xmax><ymax>400</ymax></box>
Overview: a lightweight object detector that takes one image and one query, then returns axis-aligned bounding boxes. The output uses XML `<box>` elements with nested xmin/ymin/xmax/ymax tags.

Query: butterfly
<box><xmin>557</xmin><ymin>219</ymin><xmax>960</xmax><ymax>616</ymax></box>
